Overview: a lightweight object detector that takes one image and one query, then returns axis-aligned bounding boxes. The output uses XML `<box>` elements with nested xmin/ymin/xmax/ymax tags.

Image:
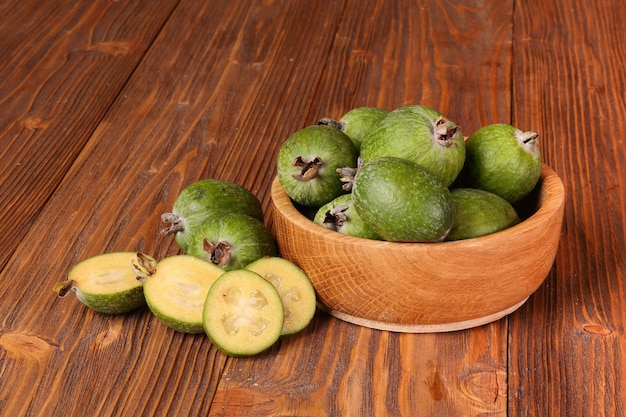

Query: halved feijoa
<box><xmin>446</xmin><ymin>188</ymin><xmax>521</xmax><ymax>240</ymax></box>
<box><xmin>54</xmin><ymin>252</ymin><xmax>147</xmax><ymax>314</ymax></box>
<box><xmin>185</xmin><ymin>213</ymin><xmax>277</xmax><ymax>271</ymax></box>
<box><xmin>161</xmin><ymin>179</ymin><xmax>264</xmax><ymax>252</ymax></box>
<box><xmin>277</xmin><ymin>125</ymin><xmax>358</xmax><ymax>207</ymax></box>
<box><xmin>245</xmin><ymin>257</ymin><xmax>317</xmax><ymax>335</ymax></box>
<box><xmin>134</xmin><ymin>254</ymin><xmax>224</xmax><ymax>333</ymax></box>
<box><xmin>203</xmin><ymin>269</ymin><xmax>284</xmax><ymax>356</ymax></box>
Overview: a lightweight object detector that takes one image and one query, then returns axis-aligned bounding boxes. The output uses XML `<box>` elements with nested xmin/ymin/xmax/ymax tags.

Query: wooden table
<box><xmin>1</xmin><ymin>0</ymin><xmax>624</xmax><ymax>415</ymax></box>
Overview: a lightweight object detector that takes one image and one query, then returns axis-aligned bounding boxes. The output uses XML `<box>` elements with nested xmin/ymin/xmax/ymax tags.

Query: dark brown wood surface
<box><xmin>0</xmin><ymin>0</ymin><xmax>623</xmax><ymax>416</ymax></box>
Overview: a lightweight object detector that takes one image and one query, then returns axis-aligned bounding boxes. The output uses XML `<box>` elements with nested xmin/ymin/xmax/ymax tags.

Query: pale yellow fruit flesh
<box><xmin>69</xmin><ymin>252</ymin><xmax>142</xmax><ymax>295</ymax></box>
<box><xmin>245</xmin><ymin>256</ymin><xmax>317</xmax><ymax>335</ymax></box>
<box><xmin>144</xmin><ymin>255</ymin><xmax>224</xmax><ymax>332</ymax></box>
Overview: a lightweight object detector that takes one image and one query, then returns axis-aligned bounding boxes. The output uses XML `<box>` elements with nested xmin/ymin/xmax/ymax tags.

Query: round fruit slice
<box><xmin>160</xmin><ymin>179</ymin><xmax>264</xmax><ymax>252</ymax></box>
<box><xmin>134</xmin><ymin>254</ymin><xmax>224</xmax><ymax>333</ymax></box>
<box><xmin>245</xmin><ymin>257</ymin><xmax>317</xmax><ymax>335</ymax></box>
<box><xmin>359</xmin><ymin>105</ymin><xmax>466</xmax><ymax>187</ymax></box>
<box><xmin>203</xmin><ymin>269</ymin><xmax>284</xmax><ymax>356</ymax></box>
<box><xmin>446</xmin><ymin>188</ymin><xmax>521</xmax><ymax>240</ymax></box>
<box><xmin>54</xmin><ymin>252</ymin><xmax>147</xmax><ymax>314</ymax></box>
<box><xmin>352</xmin><ymin>157</ymin><xmax>455</xmax><ymax>242</ymax></box>
<box><xmin>185</xmin><ymin>213</ymin><xmax>277</xmax><ymax>271</ymax></box>
<box><xmin>318</xmin><ymin>106</ymin><xmax>389</xmax><ymax>151</ymax></box>
<box><xmin>277</xmin><ymin>124</ymin><xmax>358</xmax><ymax>207</ymax></box>
<box><xmin>313</xmin><ymin>194</ymin><xmax>381</xmax><ymax>240</ymax></box>
<box><xmin>463</xmin><ymin>123</ymin><xmax>542</xmax><ymax>203</ymax></box>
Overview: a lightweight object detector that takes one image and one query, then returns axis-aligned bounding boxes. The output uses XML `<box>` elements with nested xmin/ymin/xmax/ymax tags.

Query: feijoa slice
<box><xmin>446</xmin><ymin>188</ymin><xmax>521</xmax><ymax>240</ymax></box>
<box><xmin>54</xmin><ymin>252</ymin><xmax>146</xmax><ymax>314</ymax></box>
<box><xmin>134</xmin><ymin>254</ymin><xmax>224</xmax><ymax>333</ymax></box>
<box><xmin>203</xmin><ymin>269</ymin><xmax>284</xmax><ymax>356</ymax></box>
<box><xmin>245</xmin><ymin>257</ymin><xmax>317</xmax><ymax>335</ymax></box>
<box><xmin>161</xmin><ymin>179</ymin><xmax>264</xmax><ymax>252</ymax></box>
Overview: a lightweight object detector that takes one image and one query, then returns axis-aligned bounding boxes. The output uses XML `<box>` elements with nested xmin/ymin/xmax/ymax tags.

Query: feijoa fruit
<box><xmin>446</xmin><ymin>188</ymin><xmax>521</xmax><ymax>240</ymax></box>
<box><xmin>203</xmin><ymin>269</ymin><xmax>284</xmax><ymax>356</ymax></box>
<box><xmin>318</xmin><ymin>106</ymin><xmax>389</xmax><ymax>151</ymax></box>
<box><xmin>313</xmin><ymin>193</ymin><xmax>381</xmax><ymax>240</ymax></box>
<box><xmin>161</xmin><ymin>179</ymin><xmax>264</xmax><ymax>252</ymax></box>
<box><xmin>277</xmin><ymin>125</ymin><xmax>358</xmax><ymax>207</ymax></box>
<box><xmin>185</xmin><ymin>213</ymin><xmax>277</xmax><ymax>271</ymax></box>
<box><xmin>464</xmin><ymin>123</ymin><xmax>542</xmax><ymax>203</ymax></box>
<box><xmin>359</xmin><ymin>105</ymin><xmax>465</xmax><ymax>187</ymax></box>
<box><xmin>133</xmin><ymin>253</ymin><xmax>224</xmax><ymax>333</ymax></box>
<box><xmin>54</xmin><ymin>252</ymin><xmax>147</xmax><ymax>314</ymax></box>
<box><xmin>352</xmin><ymin>157</ymin><xmax>455</xmax><ymax>242</ymax></box>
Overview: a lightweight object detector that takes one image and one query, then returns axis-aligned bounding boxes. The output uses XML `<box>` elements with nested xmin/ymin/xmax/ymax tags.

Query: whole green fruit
<box><xmin>352</xmin><ymin>157</ymin><xmax>455</xmax><ymax>242</ymax></box>
<box><xmin>277</xmin><ymin>125</ymin><xmax>358</xmax><ymax>207</ymax></box>
<box><xmin>446</xmin><ymin>188</ymin><xmax>521</xmax><ymax>241</ymax></box>
<box><xmin>359</xmin><ymin>105</ymin><xmax>465</xmax><ymax>187</ymax></box>
<box><xmin>161</xmin><ymin>179</ymin><xmax>264</xmax><ymax>252</ymax></box>
<box><xmin>186</xmin><ymin>213</ymin><xmax>277</xmax><ymax>271</ymax></box>
<box><xmin>313</xmin><ymin>194</ymin><xmax>381</xmax><ymax>240</ymax></box>
<box><xmin>464</xmin><ymin>123</ymin><xmax>542</xmax><ymax>203</ymax></box>
<box><xmin>318</xmin><ymin>106</ymin><xmax>389</xmax><ymax>151</ymax></box>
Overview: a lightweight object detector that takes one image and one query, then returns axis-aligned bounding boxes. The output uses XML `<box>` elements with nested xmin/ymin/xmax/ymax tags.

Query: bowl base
<box><xmin>318</xmin><ymin>297</ymin><xmax>529</xmax><ymax>333</ymax></box>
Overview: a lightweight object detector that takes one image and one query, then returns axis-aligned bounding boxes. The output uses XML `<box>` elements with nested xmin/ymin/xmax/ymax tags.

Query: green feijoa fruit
<box><xmin>464</xmin><ymin>123</ymin><xmax>542</xmax><ymax>203</ymax></box>
<box><xmin>446</xmin><ymin>188</ymin><xmax>521</xmax><ymax>241</ymax></box>
<box><xmin>161</xmin><ymin>179</ymin><xmax>264</xmax><ymax>252</ymax></box>
<box><xmin>54</xmin><ymin>252</ymin><xmax>147</xmax><ymax>314</ymax></box>
<box><xmin>359</xmin><ymin>105</ymin><xmax>465</xmax><ymax>187</ymax></box>
<box><xmin>277</xmin><ymin>125</ymin><xmax>358</xmax><ymax>207</ymax></box>
<box><xmin>203</xmin><ymin>269</ymin><xmax>284</xmax><ymax>357</ymax></box>
<box><xmin>246</xmin><ymin>256</ymin><xmax>317</xmax><ymax>336</ymax></box>
<box><xmin>186</xmin><ymin>213</ymin><xmax>277</xmax><ymax>271</ymax></box>
<box><xmin>134</xmin><ymin>254</ymin><xmax>224</xmax><ymax>333</ymax></box>
<box><xmin>318</xmin><ymin>107</ymin><xmax>389</xmax><ymax>151</ymax></box>
<box><xmin>313</xmin><ymin>193</ymin><xmax>381</xmax><ymax>240</ymax></box>
<box><xmin>352</xmin><ymin>157</ymin><xmax>455</xmax><ymax>242</ymax></box>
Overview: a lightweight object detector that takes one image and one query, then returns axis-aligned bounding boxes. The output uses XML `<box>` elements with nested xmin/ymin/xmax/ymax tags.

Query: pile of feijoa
<box><xmin>278</xmin><ymin>105</ymin><xmax>542</xmax><ymax>242</ymax></box>
<box><xmin>55</xmin><ymin>179</ymin><xmax>317</xmax><ymax>357</ymax></box>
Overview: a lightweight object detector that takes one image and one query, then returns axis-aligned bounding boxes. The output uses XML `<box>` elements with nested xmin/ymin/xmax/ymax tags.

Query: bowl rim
<box><xmin>271</xmin><ymin>163</ymin><xmax>565</xmax><ymax>249</ymax></box>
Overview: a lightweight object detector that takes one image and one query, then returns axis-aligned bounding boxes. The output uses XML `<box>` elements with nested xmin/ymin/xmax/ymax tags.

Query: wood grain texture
<box><xmin>1</xmin><ymin>0</ymin><xmax>622</xmax><ymax>416</ymax></box>
<box><xmin>509</xmin><ymin>0</ymin><xmax>626</xmax><ymax>415</ymax></box>
<box><xmin>0</xmin><ymin>0</ymin><xmax>179</xmax><ymax>270</ymax></box>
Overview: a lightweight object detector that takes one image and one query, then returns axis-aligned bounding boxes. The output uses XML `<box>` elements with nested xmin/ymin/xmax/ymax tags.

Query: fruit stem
<box><xmin>317</xmin><ymin>117</ymin><xmax>345</xmax><ymax>131</ymax></box>
<box><xmin>160</xmin><ymin>213</ymin><xmax>185</xmax><ymax>236</ymax></box>
<box><xmin>204</xmin><ymin>239</ymin><xmax>232</xmax><ymax>267</ymax></box>
<box><xmin>53</xmin><ymin>280</ymin><xmax>74</xmax><ymax>297</ymax></box>
<box><xmin>434</xmin><ymin>117</ymin><xmax>460</xmax><ymax>146</ymax></box>
<box><xmin>292</xmin><ymin>156</ymin><xmax>323</xmax><ymax>181</ymax></box>
<box><xmin>322</xmin><ymin>205</ymin><xmax>349</xmax><ymax>230</ymax></box>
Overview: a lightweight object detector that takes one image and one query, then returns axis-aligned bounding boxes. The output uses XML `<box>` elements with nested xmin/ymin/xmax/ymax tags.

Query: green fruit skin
<box><xmin>313</xmin><ymin>194</ymin><xmax>381</xmax><ymax>240</ymax></box>
<box><xmin>352</xmin><ymin>157</ymin><xmax>455</xmax><ymax>242</ymax></box>
<box><xmin>186</xmin><ymin>214</ymin><xmax>277</xmax><ymax>271</ymax></box>
<box><xmin>171</xmin><ymin>179</ymin><xmax>264</xmax><ymax>252</ymax></box>
<box><xmin>464</xmin><ymin>123</ymin><xmax>542</xmax><ymax>203</ymax></box>
<box><xmin>359</xmin><ymin>105</ymin><xmax>466</xmax><ymax>187</ymax></box>
<box><xmin>146</xmin><ymin>304</ymin><xmax>205</xmax><ymax>334</ymax></box>
<box><xmin>75</xmin><ymin>286</ymin><xmax>145</xmax><ymax>315</ymax></box>
<box><xmin>277</xmin><ymin>125</ymin><xmax>358</xmax><ymax>207</ymax></box>
<box><xmin>340</xmin><ymin>107</ymin><xmax>389</xmax><ymax>151</ymax></box>
<box><xmin>446</xmin><ymin>188</ymin><xmax>521</xmax><ymax>241</ymax></box>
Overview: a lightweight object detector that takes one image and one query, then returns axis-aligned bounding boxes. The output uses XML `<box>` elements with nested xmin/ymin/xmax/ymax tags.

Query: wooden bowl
<box><xmin>270</xmin><ymin>164</ymin><xmax>565</xmax><ymax>333</ymax></box>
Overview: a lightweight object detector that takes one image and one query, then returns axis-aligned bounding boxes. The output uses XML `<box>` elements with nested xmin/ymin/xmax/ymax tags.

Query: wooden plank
<box><xmin>212</xmin><ymin>0</ymin><xmax>515</xmax><ymax>415</ymax></box>
<box><xmin>0</xmin><ymin>0</ymin><xmax>179</xmax><ymax>270</ymax></box>
<box><xmin>509</xmin><ymin>0</ymin><xmax>626</xmax><ymax>415</ymax></box>
<box><xmin>0</xmin><ymin>0</ymin><xmax>348</xmax><ymax>415</ymax></box>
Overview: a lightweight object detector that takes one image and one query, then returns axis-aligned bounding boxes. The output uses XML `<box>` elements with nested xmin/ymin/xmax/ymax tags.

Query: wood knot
<box><xmin>0</xmin><ymin>331</ymin><xmax>59</xmax><ymax>362</ymax></box>
<box><xmin>582</xmin><ymin>323</ymin><xmax>613</xmax><ymax>336</ymax></box>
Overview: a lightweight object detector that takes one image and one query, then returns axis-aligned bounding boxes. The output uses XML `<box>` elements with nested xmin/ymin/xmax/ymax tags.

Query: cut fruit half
<box><xmin>203</xmin><ymin>269</ymin><xmax>283</xmax><ymax>356</ymax></box>
<box><xmin>135</xmin><ymin>254</ymin><xmax>224</xmax><ymax>333</ymax></box>
<box><xmin>54</xmin><ymin>252</ymin><xmax>147</xmax><ymax>314</ymax></box>
<box><xmin>245</xmin><ymin>257</ymin><xmax>317</xmax><ymax>335</ymax></box>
